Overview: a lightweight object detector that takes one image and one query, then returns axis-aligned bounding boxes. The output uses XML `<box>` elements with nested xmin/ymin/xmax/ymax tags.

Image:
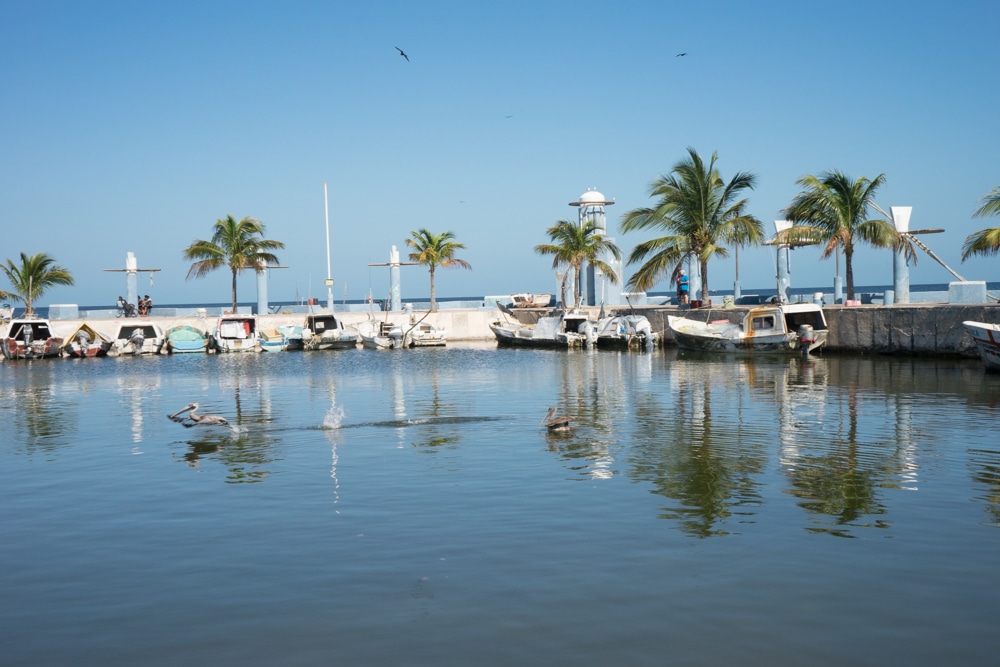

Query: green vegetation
<box><xmin>0</xmin><ymin>252</ymin><xmax>74</xmax><ymax>316</ymax></box>
<box><xmin>962</xmin><ymin>185</ymin><xmax>1000</xmax><ymax>261</ymax></box>
<box><xmin>405</xmin><ymin>229</ymin><xmax>471</xmax><ymax>312</ymax></box>
<box><xmin>620</xmin><ymin>148</ymin><xmax>763</xmax><ymax>298</ymax></box>
<box><xmin>182</xmin><ymin>215</ymin><xmax>284</xmax><ymax>312</ymax></box>
<box><xmin>780</xmin><ymin>171</ymin><xmax>897</xmax><ymax>301</ymax></box>
<box><xmin>535</xmin><ymin>219</ymin><xmax>621</xmax><ymax>309</ymax></box>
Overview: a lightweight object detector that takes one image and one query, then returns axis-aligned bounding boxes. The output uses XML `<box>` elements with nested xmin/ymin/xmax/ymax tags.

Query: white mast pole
<box><xmin>324</xmin><ymin>182</ymin><xmax>333</xmax><ymax>310</ymax></box>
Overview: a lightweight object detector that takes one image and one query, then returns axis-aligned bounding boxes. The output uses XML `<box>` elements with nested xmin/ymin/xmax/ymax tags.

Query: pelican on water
<box><xmin>168</xmin><ymin>402</ymin><xmax>230</xmax><ymax>428</ymax></box>
<box><xmin>540</xmin><ymin>406</ymin><xmax>573</xmax><ymax>431</ymax></box>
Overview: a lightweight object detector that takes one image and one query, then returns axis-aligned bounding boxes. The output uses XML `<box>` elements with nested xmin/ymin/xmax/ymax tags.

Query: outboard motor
<box><xmin>130</xmin><ymin>328</ymin><xmax>145</xmax><ymax>356</ymax></box>
<box><xmin>22</xmin><ymin>324</ymin><xmax>33</xmax><ymax>347</ymax></box>
<box><xmin>634</xmin><ymin>318</ymin><xmax>654</xmax><ymax>349</ymax></box>
<box><xmin>797</xmin><ymin>324</ymin><xmax>815</xmax><ymax>358</ymax></box>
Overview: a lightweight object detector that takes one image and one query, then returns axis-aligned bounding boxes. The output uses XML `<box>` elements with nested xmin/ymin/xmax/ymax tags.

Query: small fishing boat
<box><xmin>667</xmin><ymin>302</ymin><xmax>828</xmax><ymax>354</ymax></box>
<box><xmin>511</xmin><ymin>293</ymin><xmax>553</xmax><ymax>308</ymax></box>
<box><xmin>594</xmin><ymin>314</ymin><xmax>658</xmax><ymax>350</ymax></box>
<box><xmin>1</xmin><ymin>317</ymin><xmax>64</xmax><ymax>360</ymax></box>
<box><xmin>165</xmin><ymin>325</ymin><xmax>209</xmax><ymax>354</ymax></box>
<box><xmin>276</xmin><ymin>325</ymin><xmax>304</xmax><ymax>351</ymax></box>
<box><xmin>490</xmin><ymin>311</ymin><xmax>594</xmax><ymax>349</ymax></box>
<box><xmin>405</xmin><ymin>321</ymin><xmax>447</xmax><ymax>347</ymax></box>
<box><xmin>302</xmin><ymin>313</ymin><xmax>358</xmax><ymax>350</ymax></box>
<box><xmin>259</xmin><ymin>327</ymin><xmax>303</xmax><ymax>352</ymax></box>
<box><xmin>357</xmin><ymin>319</ymin><xmax>405</xmax><ymax>349</ymax></box>
<box><xmin>212</xmin><ymin>314</ymin><xmax>259</xmax><ymax>353</ymax></box>
<box><xmin>963</xmin><ymin>320</ymin><xmax>1000</xmax><ymax>372</ymax></box>
<box><xmin>111</xmin><ymin>322</ymin><xmax>166</xmax><ymax>356</ymax></box>
<box><xmin>60</xmin><ymin>322</ymin><xmax>113</xmax><ymax>358</ymax></box>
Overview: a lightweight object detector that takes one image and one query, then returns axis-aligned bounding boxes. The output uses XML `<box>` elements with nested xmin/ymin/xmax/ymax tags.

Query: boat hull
<box><xmin>963</xmin><ymin>320</ymin><xmax>1000</xmax><ymax>372</ymax></box>
<box><xmin>668</xmin><ymin>306</ymin><xmax>828</xmax><ymax>355</ymax></box>
<box><xmin>165</xmin><ymin>326</ymin><xmax>209</xmax><ymax>354</ymax></box>
<box><xmin>2</xmin><ymin>318</ymin><xmax>64</xmax><ymax>360</ymax></box>
<box><xmin>213</xmin><ymin>316</ymin><xmax>259</xmax><ymax>353</ymax></box>
<box><xmin>112</xmin><ymin>323</ymin><xmax>165</xmax><ymax>355</ymax></box>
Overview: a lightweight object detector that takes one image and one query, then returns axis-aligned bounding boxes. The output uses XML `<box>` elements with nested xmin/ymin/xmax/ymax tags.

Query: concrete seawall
<box><xmin>24</xmin><ymin>302</ymin><xmax>1000</xmax><ymax>357</ymax></box>
<box><xmin>512</xmin><ymin>302</ymin><xmax>1000</xmax><ymax>358</ymax></box>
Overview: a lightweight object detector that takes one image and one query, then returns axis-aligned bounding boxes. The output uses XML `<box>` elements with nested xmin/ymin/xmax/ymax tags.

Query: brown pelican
<box><xmin>540</xmin><ymin>407</ymin><xmax>573</xmax><ymax>431</ymax></box>
<box><xmin>168</xmin><ymin>402</ymin><xmax>230</xmax><ymax>428</ymax></box>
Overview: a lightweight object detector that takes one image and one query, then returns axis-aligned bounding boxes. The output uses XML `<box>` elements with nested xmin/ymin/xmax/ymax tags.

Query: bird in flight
<box><xmin>504</xmin><ymin>115</ymin><xmax>513</xmax><ymax>119</ymax></box>
<box><xmin>676</xmin><ymin>52</ymin><xmax>687</xmax><ymax>57</ymax></box>
<box><xmin>395</xmin><ymin>46</ymin><xmax>409</xmax><ymax>62</ymax></box>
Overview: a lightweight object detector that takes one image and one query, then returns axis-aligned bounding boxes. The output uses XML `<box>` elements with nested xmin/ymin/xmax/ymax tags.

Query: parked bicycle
<box><xmin>116</xmin><ymin>296</ymin><xmax>137</xmax><ymax>318</ymax></box>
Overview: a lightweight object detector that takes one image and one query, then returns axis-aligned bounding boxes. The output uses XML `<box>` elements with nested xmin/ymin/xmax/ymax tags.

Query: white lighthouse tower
<box><xmin>569</xmin><ymin>188</ymin><xmax>621</xmax><ymax>306</ymax></box>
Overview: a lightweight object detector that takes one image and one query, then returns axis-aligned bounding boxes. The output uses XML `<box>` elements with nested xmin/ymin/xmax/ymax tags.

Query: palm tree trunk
<box><xmin>700</xmin><ymin>260</ymin><xmax>709</xmax><ymax>305</ymax></box>
<box><xmin>844</xmin><ymin>247</ymin><xmax>855</xmax><ymax>301</ymax></box>
<box><xmin>429</xmin><ymin>267</ymin><xmax>436</xmax><ymax>312</ymax></box>
<box><xmin>573</xmin><ymin>262</ymin><xmax>583</xmax><ymax>309</ymax></box>
<box><xmin>231</xmin><ymin>269</ymin><xmax>238</xmax><ymax>312</ymax></box>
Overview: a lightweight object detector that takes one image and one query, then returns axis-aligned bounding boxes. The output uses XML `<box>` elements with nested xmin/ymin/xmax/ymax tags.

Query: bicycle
<box><xmin>116</xmin><ymin>301</ymin><xmax>137</xmax><ymax>318</ymax></box>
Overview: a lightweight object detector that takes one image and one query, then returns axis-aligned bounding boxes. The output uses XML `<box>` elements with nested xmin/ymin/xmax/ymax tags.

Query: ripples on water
<box><xmin>2</xmin><ymin>345</ymin><xmax>999</xmax><ymax>665</ymax></box>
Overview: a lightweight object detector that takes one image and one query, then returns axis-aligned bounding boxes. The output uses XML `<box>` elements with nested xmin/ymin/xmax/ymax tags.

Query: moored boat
<box><xmin>111</xmin><ymin>322</ymin><xmax>165</xmax><ymax>356</ymax></box>
<box><xmin>302</xmin><ymin>313</ymin><xmax>358</xmax><ymax>350</ymax></box>
<box><xmin>1</xmin><ymin>317</ymin><xmax>64</xmax><ymax>360</ymax></box>
<box><xmin>259</xmin><ymin>327</ymin><xmax>301</xmax><ymax>352</ymax></box>
<box><xmin>60</xmin><ymin>322</ymin><xmax>113</xmax><ymax>358</ymax></box>
<box><xmin>212</xmin><ymin>314</ymin><xmax>259</xmax><ymax>353</ymax></box>
<box><xmin>490</xmin><ymin>311</ymin><xmax>594</xmax><ymax>349</ymax></box>
<box><xmin>357</xmin><ymin>319</ymin><xmax>405</xmax><ymax>349</ymax></box>
<box><xmin>594</xmin><ymin>314</ymin><xmax>658</xmax><ymax>350</ymax></box>
<box><xmin>963</xmin><ymin>320</ymin><xmax>1000</xmax><ymax>372</ymax></box>
<box><xmin>405</xmin><ymin>321</ymin><xmax>447</xmax><ymax>347</ymax></box>
<box><xmin>165</xmin><ymin>325</ymin><xmax>209</xmax><ymax>354</ymax></box>
<box><xmin>276</xmin><ymin>325</ymin><xmax>304</xmax><ymax>351</ymax></box>
<box><xmin>511</xmin><ymin>293</ymin><xmax>553</xmax><ymax>308</ymax></box>
<box><xmin>668</xmin><ymin>302</ymin><xmax>828</xmax><ymax>354</ymax></box>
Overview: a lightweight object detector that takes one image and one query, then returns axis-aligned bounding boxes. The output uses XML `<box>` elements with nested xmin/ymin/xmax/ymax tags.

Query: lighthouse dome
<box><xmin>578</xmin><ymin>189</ymin><xmax>607</xmax><ymax>203</ymax></box>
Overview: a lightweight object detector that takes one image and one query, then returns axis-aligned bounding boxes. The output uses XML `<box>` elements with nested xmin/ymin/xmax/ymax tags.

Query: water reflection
<box><xmin>3</xmin><ymin>363</ymin><xmax>76</xmax><ymax>453</ymax></box>
<box><xmin>174</xmin><ymin>356</ymin><xmax>282</xmax><ymax>483</ymax></box>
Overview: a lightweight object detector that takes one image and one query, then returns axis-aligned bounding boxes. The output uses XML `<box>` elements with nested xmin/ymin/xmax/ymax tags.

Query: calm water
<box><xmin>2</xmin><ymin>346</ymin><xmax>999</xmax><ymax>666</ymax></box>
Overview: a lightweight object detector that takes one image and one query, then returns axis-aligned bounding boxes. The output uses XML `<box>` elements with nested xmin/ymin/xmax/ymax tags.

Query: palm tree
<box><xmin>534</xmin><ymin>219</ymin><xmax>622</xmax><ymax>309</ymax></box>
<box><xmin>780</xmin><ymin>171</ymin><xmax>896</xmax><ymax>301</ymax></box>
<box><xmin>962</xmin><ymin>185</ymin><xmax>1000</xmax><ymax>261</ymax></box>
<box><xmin>0</xmin><ymin>252</ymin><xmax>74</xmax><ymax>316</ymax></box>
<box><xmin>405</xmin><ymin>229</ymin><xmax>471</xmax><ymax>312</ymax></box>
<box><xmin>182</xmin><ymin>215</ymin><xmax>284</xmax><ymax>312</ymax></box>
<box><xmin>620</xmin><ymin>148</ymin><xmax>764</xmax><ymax>299</ymax></box>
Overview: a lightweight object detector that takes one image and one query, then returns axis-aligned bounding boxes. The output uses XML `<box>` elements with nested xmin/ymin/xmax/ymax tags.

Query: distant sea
<box><xmin>9</xmin><ymin>282</ymin><xmax>999</xmax><ymax>319</ymax></box>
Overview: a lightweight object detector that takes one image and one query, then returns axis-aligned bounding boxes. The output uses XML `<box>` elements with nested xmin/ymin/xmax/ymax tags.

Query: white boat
<box><xmin>490</xmin><ymin>311</ymin><xmax>594</xmax><ymax>349</ymax></box>
<box><xmin>1</xmin><ymin>317</ymin><xmax>64</xmax><ymax>360</ymax></box>
<box><xmin>667</xmin><ymin>303</ymin><xmax>828</xmax><ymax>354</ymax></box>
<box><xmin>60</xmin><ymin>322</ymin><xmax>113</xmax><ymax>358</ymax></box>
<box><xmin>111</xmin><ymin>322</ymin><xmax>166</xmax><ymax>356</ymax></box>
<box><xmin>511</xmin><ymin>293</ymin><xmax>553</xmax><ymax>308</ymax></box>
<box><xmin>963</xmin><ymin>320</ymin><xmax>1000</xmax><ymax>372</ymax></box>
<box><xmin>302</xmin><ymin>313</ymin><xmax>358</xmax><ymax>350</ymax></box>
<box><xmin>212</xmin><ymin>314</ymin><xmax>259</xmax><ymax>353</ymax></box>
<box><xmin>404</xmin><ymin>321</ymin><xmax>447</xmax><ymax>347</ymax></box>
<box><xmin>357</xmin><ymin>319</ymin><xmax>405</xmax><ymax>349</ymax></box>
<box><xmin>594</xmin><ymin>314</ymin><xmax>658</xmax><ymax>350</ymax></box>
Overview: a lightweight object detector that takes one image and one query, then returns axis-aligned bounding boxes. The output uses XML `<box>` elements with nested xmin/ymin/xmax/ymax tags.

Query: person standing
<box><xmin>677</xmin><ymin>269</ymin><xmax>689</xmax><ymax>305</ymax></box>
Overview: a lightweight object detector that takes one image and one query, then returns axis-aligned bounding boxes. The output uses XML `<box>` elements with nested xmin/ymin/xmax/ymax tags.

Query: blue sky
<box><xmin>3</xmin><ymin>0</ymin><xmax>998</xmax><ymax>307</ymax></box>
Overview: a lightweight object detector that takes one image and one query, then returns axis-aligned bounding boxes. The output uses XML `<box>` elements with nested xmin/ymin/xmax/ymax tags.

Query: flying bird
<box><xmin>168</xmin><ymin>402</ymin><xmax>231</xmax><ymax>428</ymax></box>
<box><xmin>395</xmin><ymin>46</ymin><xmax>409</xmax><ymax>62</ymax></box>
<box><xmin>540</xmin><ymin>407</ymin><xmax>573</xmax><ymax>431</ymax></box>
<box><xmin>676</xmin><ymin>52</ymin><xmax>687</xmax><ymax>57</ymax></box>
